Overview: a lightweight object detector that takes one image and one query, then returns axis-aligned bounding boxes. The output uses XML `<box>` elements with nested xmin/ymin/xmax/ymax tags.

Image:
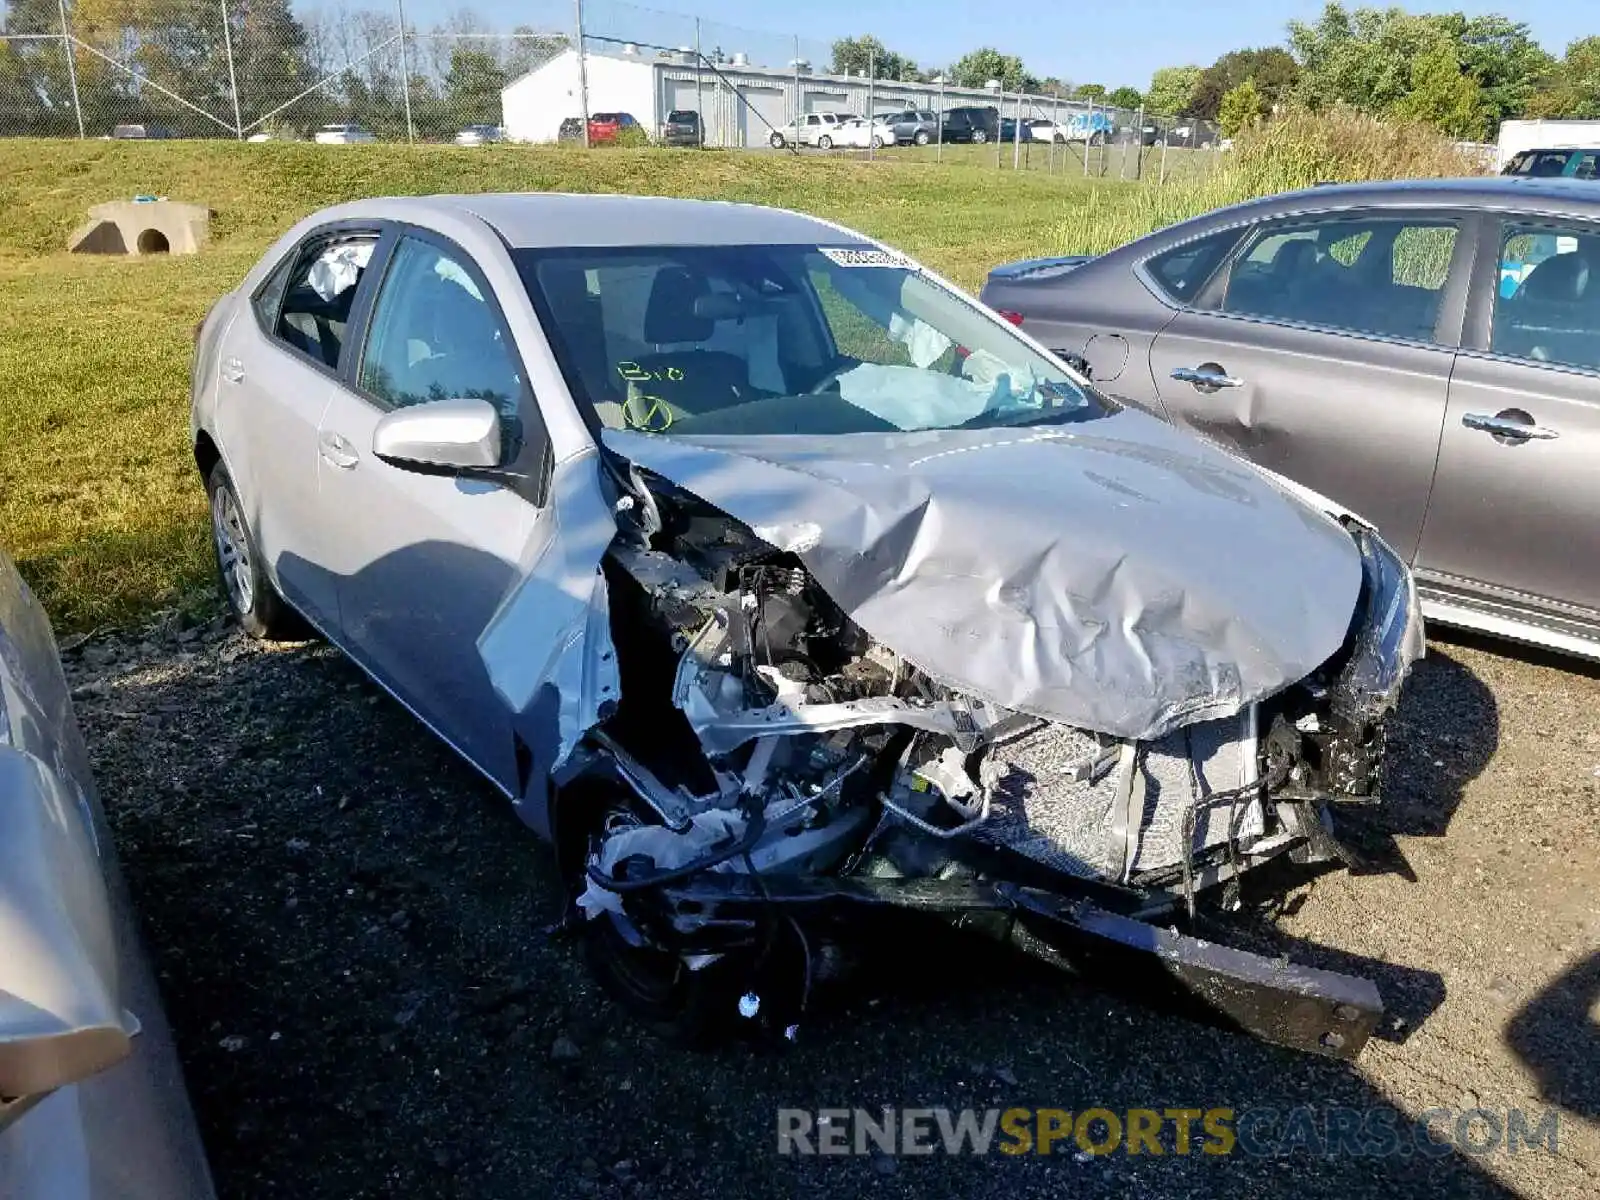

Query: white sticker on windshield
<box><xmin>820</xmin><ymin>247</ymin><xmax>916</xmax><ymax>269</ymax></box>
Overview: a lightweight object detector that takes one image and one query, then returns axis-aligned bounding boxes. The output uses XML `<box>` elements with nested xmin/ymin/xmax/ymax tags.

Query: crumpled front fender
<box><xmin>477</xmin><ymin>450</ymin><xmax>621</xmax><ymax>835</ymax></box>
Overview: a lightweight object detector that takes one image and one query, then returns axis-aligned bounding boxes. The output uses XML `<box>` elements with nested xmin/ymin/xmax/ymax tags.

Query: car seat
<box><xmin>628</xmin><ymin>267</ymin><xmax>754</xmax><ymax>419</ymax></box>
<box><xmin>1499</xmin><ymin>251</ymin><xmax>1600</xmax><ymax>366</ymax></box>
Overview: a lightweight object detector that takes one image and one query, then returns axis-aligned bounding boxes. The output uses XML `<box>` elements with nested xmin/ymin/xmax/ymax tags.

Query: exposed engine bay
<box><xmin>558</xmin><ymin>467</ymin><xmax>1417</xmax><ymax>1060</ymax></box>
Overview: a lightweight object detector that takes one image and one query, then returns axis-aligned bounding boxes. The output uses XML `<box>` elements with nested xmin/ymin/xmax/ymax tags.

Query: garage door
<box><xmin>739</xmin><ymin>86</ymin><xmax>785</xmax><ymax>147</ymax></box>
<box><xmin>665</xmin><ymin>77</ymin><xmax>701</xmax><ymax>118</ymax></box>
<box><xmin>804</xmin><ymin>90</ymin><xmax>848</xmax><ymax>113</ymax></box>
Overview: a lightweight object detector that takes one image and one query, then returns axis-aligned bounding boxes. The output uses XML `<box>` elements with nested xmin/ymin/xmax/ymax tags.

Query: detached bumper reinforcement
<box><xmin>650</xmin><ymin>874</ymin><xmax>1384</xmax><ymax>1060</ymax></box>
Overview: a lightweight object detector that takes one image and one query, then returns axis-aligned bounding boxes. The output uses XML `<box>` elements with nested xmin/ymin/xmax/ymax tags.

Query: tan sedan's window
<box><xmin>1492</xmin><ymin>225</ymin><xmax>1600</xmax><ymax>372</ymax></box>
<box><xmin>1221</xmin><ymin>217</ymin><xmax>1458</xmax><ymax>343</ymax></box>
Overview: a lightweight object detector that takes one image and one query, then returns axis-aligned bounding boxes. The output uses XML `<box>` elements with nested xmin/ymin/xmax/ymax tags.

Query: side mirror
<box><xmin>372</xmin><ymin>397</ymin><xmax>503</xmax><ymax>472</ymax></box>
<box><xmin>0</xmin><ymin>751</ymin><xmax>138</xmax><ymax>1115</ymax></box>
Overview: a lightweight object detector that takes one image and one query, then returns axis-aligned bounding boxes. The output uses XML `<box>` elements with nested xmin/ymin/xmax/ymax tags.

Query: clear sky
<box><xmin>562</xmin><ymin>0</ymin><xmax>1588</xmax><ymax>92</ymax></box>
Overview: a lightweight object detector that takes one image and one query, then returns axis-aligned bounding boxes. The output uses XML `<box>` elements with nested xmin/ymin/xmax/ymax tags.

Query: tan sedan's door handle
<box><xmin>1462</xmin><ymin>411</ymin><xmax>1559</xmax><ymax>442</ymax></box>
<box><xmin>318</xmin><ymin>431</ymin><xmax>360</xmax><ymax>469</ymax></box>
<box><xmin>1171</xmin><ymin>365</ymin><xmax>1244</xmax><ymax>390</ymax></box>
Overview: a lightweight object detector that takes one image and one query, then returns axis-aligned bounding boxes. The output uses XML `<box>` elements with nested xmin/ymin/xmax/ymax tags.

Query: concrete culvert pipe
<box><xmin>68</xmin><ymin>200</ymin><xmax>210</xmax><ymax>256</ymax></box>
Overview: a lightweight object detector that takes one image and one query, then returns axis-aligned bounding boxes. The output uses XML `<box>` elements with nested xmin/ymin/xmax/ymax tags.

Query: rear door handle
<box><xmin>318</xmin><ymin>431</ymin><xmax>359</xmax><ymax>469</ymax></box>
<box><xmin>1170</xmin><ymin>365</ymin><xmax>1244</xmax><ymax>389</ymax></box>
<box><xmin>1462</xmin><ymin>411</ymin><xmax>1559</xmax><ymax>442</ymax></box>
<box><xmin>221</xmin><ymin>357</ymin><xmax>244</xmax><ymax>384</ymax></box>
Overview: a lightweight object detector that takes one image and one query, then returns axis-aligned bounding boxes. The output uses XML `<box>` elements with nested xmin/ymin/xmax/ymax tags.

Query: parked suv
<box><xmin>878</xmin><ymin>109</ymin><xmax>939</xmax><ymax>145</ymax></box>
<box><xmin>1502</xmin><ymin>148</ymin><xmax>1600</xmax><ymax>179</ymax></box>
<box><xmin>941</xmin><ymin>106</ymin><xmax>999</xmax><ymax>144</ymax></box>
<box><xmin>659</xmin><ymin>110</ymin><xmax>702</xmax><ymax>147</ymax></box>
<box><xmin>770</xmin><ymin>111</ymin><xmax>844</xmax><ymax>149</ymax></box>
<box><xmin>559</xmin><ymin>113</ymin><xmax>643</xmax><ymax>144</ymax></box>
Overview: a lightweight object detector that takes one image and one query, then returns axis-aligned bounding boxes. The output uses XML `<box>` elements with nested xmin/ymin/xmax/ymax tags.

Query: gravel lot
<box><xmin>65</xmin><ymin>615</ymin><xmax>1600</xmax><ymax>1199</ymax></box>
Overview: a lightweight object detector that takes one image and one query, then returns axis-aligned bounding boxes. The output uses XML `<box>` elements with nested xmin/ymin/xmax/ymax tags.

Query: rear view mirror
<box><xmin>372</xmin><ymin>397</ymin><xmax>503</xmax><ymax>472</ymax></box>
<box><xmin>0</xmin><ymin>751</ymin><xmax>137</xmax><ymax>1115</ymax></box>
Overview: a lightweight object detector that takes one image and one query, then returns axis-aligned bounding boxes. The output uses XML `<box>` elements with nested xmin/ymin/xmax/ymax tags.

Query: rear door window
<box><xmin>272</xmin><ymin>233</ymin><xmax>379</xmax><ymax>369</ymax></box>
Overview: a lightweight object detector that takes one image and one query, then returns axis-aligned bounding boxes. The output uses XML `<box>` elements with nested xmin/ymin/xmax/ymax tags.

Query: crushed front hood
<box><xmin>603</xmin><ymin>411</ymin><xmax>1363</xmax><ymax>741</ymax></box>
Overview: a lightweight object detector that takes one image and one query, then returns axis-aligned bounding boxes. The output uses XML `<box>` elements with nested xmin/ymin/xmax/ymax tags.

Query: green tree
<box><xmin>1437</xmin><ymin>13</ymin><xmax>1551</xmax><ymax>132</ymax></box>
<box><xmin>1288</xmin><ymin>4</ymin><xmax>1445</xmax><ymax>114</ymax></box>
<box><xmin>1218</xmin><ymin>78</ymin><xmax>1264</xmax><ymax>136</ymax></box>
<box><xmin>443</xmin><ymin>46</ymin><xmax>505</xmax><ymax>124</ymax></box>
<box><xmin>1074</xmin><ymin>82</ymin><xmax>1106</xmax><ymax>99</ymax></box>
<box><xmin>1145</xmin><ymin>64</ymin><xmax>1203</xmax><ymax>115</ymax></box>
<box><xmin>1107</xmin><ymin>85</ymin><xmax>1143</xmax><ymax>109</ymax></box>
<box><xmin>831</xmin><ymin>35</ymin><xmax>918</xmax><ymax>81</ymax></box>
<box><xmin>949</xmin><ymin>47</ymin><xmax>1036</xmax><ymax>91</ymax></box>
<box><xmin>1190</xmin><ymin>47</ymin><xmax>1298</xmax><ymax>120</ymax></box>
<box><xmin>1526</xmin><ymin>36</ymin><xmax>1600</xmax><ymax>119</ymax></box>
<box><xmin>1288</xmin><ymin>4</ymin><xmax>1549</xmax><ymax>134</ymax></box>
<box><xmin>232</xmin><ymin>0</ymin><xmax>316</xmax><ymax>125</ymax></box>
<box><xmin>1392</xmin><ymin>37</ymin><xmax>1487</xmax><ymax>138</ymax></box>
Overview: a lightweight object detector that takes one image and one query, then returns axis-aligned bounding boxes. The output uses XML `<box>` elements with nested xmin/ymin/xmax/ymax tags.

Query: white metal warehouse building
<box><xmin>500</xmin><ymin>46</ymin><xmax>1100</xmax><ymax>147</ymax></box>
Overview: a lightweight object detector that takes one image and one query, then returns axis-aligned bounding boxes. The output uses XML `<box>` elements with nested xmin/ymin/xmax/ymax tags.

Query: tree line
<box><xmin>838</xmin><ymin>3</ymin><xmax>1600</xmax><ymax>142</ymax></box>
<box><xmin>0</xmin><ymin>0</ymin><xmax>564</xmax><ymax>137</ymax></box>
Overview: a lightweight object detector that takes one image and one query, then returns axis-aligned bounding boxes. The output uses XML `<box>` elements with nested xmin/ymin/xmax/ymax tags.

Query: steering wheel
<box><xmin>807</xmin><ymin>359</ymin><xmax>855</xmax><ymax>394</ymax></box>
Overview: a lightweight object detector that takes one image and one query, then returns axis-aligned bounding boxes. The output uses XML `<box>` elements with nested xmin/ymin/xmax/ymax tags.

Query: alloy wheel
<box><xmin>211</xmin><ymin>485</ymin><xmax>255</xmax><ymax>615</ymax></box>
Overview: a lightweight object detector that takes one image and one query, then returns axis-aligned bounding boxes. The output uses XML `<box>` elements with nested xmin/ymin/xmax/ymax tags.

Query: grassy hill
<box><xmin>0</xmin><ymin>139</ymin><xmax>1123</xmax><ymax>631</ymax></box>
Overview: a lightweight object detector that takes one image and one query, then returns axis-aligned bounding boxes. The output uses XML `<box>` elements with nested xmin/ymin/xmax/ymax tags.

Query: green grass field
<box><xmin>3</xmin><ymin>138</ymin><xmax>1176</xmax><ymax>632</ymax></box>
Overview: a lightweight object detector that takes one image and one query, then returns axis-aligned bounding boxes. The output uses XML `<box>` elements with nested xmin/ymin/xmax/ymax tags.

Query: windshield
<box><xmin>516</xmin><ymin>243</ymin><xmax>1102</xmax><ymax>437</ymax></box>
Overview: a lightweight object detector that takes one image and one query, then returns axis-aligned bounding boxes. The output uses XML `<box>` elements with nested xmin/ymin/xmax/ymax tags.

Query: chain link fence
<box><xmin>1</xmin><ymin>0</ymin><xmax>1220</xmax><ymax>177</ymax></box>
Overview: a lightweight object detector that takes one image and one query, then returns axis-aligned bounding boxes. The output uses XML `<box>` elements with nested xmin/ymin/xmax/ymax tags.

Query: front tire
<box><xmin>971</xmin><ymin>129</ymin><xmax>988</xmax><ymax>144</ymax></box>
<box><xmin>206</xmin><ymin>464</ymin><xmax>303</xmax><ymax>640</ymax></box>
<box><xmin>817</xmin><ymin>134</ymin><xmax>833</xmax><ymax>150</ymax></box>
<box><xmin>870</xmin><ymin>135</ymin><xmax>884</xmax><ymax>149</ymax></box>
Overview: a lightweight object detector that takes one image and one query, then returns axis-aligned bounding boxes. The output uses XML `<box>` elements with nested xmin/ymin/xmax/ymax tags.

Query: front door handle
<box><xmin>1171</xmin><ymin>365</ymin><xmax>1244</xmax><ymax>390</ymax></box>
<box><xmin>221</xmin><ymin>357</ymin><xmax>244</xmax><ymax>384</ymax></box>
<box><xmin>318</xmin><ymin>431</ymin><xmax>360</xmax><ymax>469</ymax></box>
<box><xmin>1462</xmin><ymin>410</ymin><xmax>1559</xmax><ymax>443</ymax></box>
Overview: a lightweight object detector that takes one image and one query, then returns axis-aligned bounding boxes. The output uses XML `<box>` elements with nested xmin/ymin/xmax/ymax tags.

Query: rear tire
<box><xmin>769</xmin><ymin>131</ymin><xmax>785</xmax><ymax>149</ymax></box>
<box><xmin>818</xmin><ymin>134</ymin><xmax>833</xmax><ymax>150</ymax></box>
<box><xmin>206</xmin><ymin>464</ymin><xmax>304</xmax><ymax>640</ymax></box>
<box><xmin>914</xmin><ymin>129</ymin><xmax>930</xmax><ymax>145</ymax></box>
<box><xmin>971</xmin><ymin>129</ymin><xmax>988</xmax><ymax>144</ymax></box>
<box><xmin>871</xmin><ymin>135</ymin><xmax>884</xmax><ymax>149</ymax></box>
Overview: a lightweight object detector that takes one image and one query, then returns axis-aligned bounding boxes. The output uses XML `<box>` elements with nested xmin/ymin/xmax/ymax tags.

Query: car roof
<box><xmin>332</xmin><ymin>193</ymin><xmax>872</xmax><ymax>249</ymax></box>
<box><xmin>1206</xmin><ymin>176</ymin><xmax>1600</xmax><ymax>222</ymax></box>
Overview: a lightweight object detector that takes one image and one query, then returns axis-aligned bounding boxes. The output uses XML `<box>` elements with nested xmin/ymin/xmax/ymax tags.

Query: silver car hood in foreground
<box><xmin>601</xmin><ymin>408</ymin><xmax>1362</xmax><ymax>741</ymax></box>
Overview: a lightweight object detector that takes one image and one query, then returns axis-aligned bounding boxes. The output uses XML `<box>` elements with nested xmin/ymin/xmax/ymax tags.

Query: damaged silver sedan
<box><xmin>191</xmin><ymin>194</ymin><xmax>1423</xmax><ymax>1059</ymax></box>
